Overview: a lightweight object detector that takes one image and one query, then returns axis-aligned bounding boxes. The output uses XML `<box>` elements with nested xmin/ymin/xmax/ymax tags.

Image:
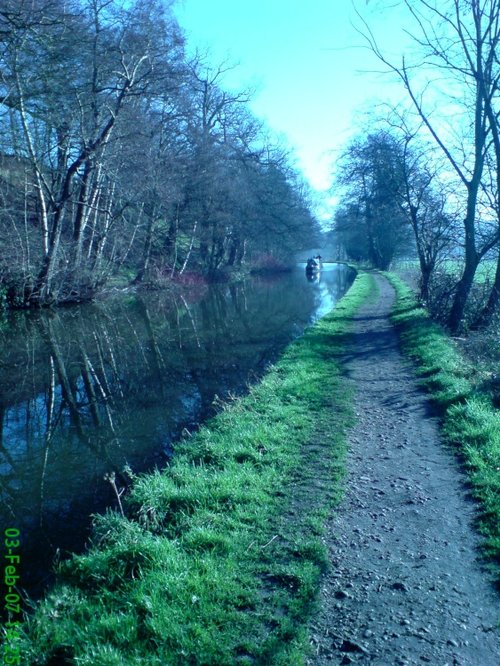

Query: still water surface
<box><xmin>0</xmin><ymin>264</ymin><xmax>354</xmax><ymax>597</ymax></box>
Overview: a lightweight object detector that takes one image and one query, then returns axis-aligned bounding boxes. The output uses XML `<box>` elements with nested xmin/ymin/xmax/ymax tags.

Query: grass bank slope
<box><xmin>387</xmin><ymin>273</ymin><xmax>500</xmax><ymax>580</ymax></box>
<box><xmin>13</xmin><ymin>275</ymin><xmax>374</xmax><ymax>665</ymax></box>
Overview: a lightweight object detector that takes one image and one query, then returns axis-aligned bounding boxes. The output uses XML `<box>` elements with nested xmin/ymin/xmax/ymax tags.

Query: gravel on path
<box><xmin>309</xmin><ymin>274</ymin><xmax>499</xmax><ymax>666</ymax></box>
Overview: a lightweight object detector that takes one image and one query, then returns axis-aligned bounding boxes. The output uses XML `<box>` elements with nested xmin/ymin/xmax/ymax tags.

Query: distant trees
<box><xmin>334</xmin><ymin>131</ymin><xmax>413</xmax><ymax>271</ymax></box>
<box><xmin>332</xmin><ymin>123</ymin><xmax>459</xmax><ymax>304</ymax></box>
<box><xmin>0</xmin><ymin>0</ymin><xmax>318</xmax><ymax>307</ymax></box>
<box><xmin>347</xmin><ymin>0</ymin><xmax>500</xmax><ymax>332</ymax></box>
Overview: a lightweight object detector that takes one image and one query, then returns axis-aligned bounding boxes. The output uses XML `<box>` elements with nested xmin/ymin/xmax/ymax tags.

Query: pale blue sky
<box><xmin>174</xmin><ymin>0</ymin><xmax>412</xmax><ymax>215</ymax></box>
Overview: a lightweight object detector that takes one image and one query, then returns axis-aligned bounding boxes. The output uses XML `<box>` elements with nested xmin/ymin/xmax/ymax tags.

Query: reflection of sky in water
<box><xmin>0</xmin><ymin>265</ymin><xmax>355</xmax><ymax>598</ymax></box>
<box><xmin>305</xmin><ymin>264</ymin><xmax>349</xmax><ymax>322</ymax></box>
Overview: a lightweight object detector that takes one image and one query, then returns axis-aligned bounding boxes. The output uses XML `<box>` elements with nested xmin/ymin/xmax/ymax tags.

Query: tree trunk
<box><xmin>132</xmin><ymin>205</ymin><xmax>150</xmax><ymax>284</ymax></box>
<box><xmin>418</xmin><ymin>262</ymin><xmax>432</xmax><ymax>304</ymax></box>
<box><xmin>447</xmin><ymin>176</ymin><xmax>482</xmax><ymax>333</ymax></box>
<box><xmin>164</xmin><ymin>213</ymin><xmax>178</xmax><ymax>261</ymax></box>
<box><xmin>179</xmin><ymin>220</ymin><xmax>198</xmax><ymax>275</ymax></box>
<box><xmin>227</xmin><ymin>237</ymin><xmax>240</xmax><ymax>266</ymax></box>
<box><xmin>472</xmin><ymin>250</ymin><xmax>500</xmax><ymax>329</ymax></box>
<box><xmin>236</xmin><ymin>239</ymin><xmax>247</xmax><ymax>266</ymax></box>
<box><xmin>447</xmin><ymin>252</ymin><xmax>479</xmax><ymax>333</ymax></box>
<box><xmin>35</xmin><ymin>207</ymin><xmax>65</xmax><ymax>303</ymax></box>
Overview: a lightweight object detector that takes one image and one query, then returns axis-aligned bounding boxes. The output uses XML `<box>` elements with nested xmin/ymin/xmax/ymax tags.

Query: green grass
<box><xmin>11</xmin><ymin>274</ymin><xmax>375</xmax><ymax>665</ymax></box>
<box><xmin>474</xmin><ymin>259</ymin><xmax>497</xmax><ymax>284</ymax></box>
<box><xmin>386</xmin><ymin>273</ymin><xmax>500</xmax><ymax>580</ymax></box>
<box><xmin>393</xmin><ymin>258</ymin><xmax>496</xmax><ymax>285</ymax></box>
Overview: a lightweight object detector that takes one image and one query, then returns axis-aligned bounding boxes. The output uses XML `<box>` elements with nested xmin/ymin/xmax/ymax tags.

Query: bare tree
<box><xmin>0</xmin><ymin>0</ymin><xmax>184</xmax><ymax>304</ymax></box>
<box><xmin>358</xmin><ymin>0</ymin><xmax>500</xmax><ymax>331</ymax></box>
<box><xmin>383</xmin><ymin>111</ymin><xmax>458</xmax><ymax>303</ymax></box>
<box><xmin>0</xmin><ymin>0</ymin><xmax>320</xmax><ymax>303</ymax></box>
<box><xmin>334</xmin><ymin>130</ymin><xmax>412</xmax><ymax>270</ymax></box>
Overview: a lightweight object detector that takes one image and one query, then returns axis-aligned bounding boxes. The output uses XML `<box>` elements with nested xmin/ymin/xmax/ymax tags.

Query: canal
<box><xmin>0</xmin><ymin>263</ymin><xmax>354</xmax><ymax>598</ymax></box>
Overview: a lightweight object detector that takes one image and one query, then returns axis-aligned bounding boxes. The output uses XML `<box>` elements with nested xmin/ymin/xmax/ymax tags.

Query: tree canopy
<box><xmin>0</xmin><ymin>0</ymin><xmax>320</xmax><ymax>306</ymax></box>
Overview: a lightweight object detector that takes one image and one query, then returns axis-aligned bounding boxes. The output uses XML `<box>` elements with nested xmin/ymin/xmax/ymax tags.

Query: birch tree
<box><xmin>0</xmin><ymin>0</ymin><xmax>184</xmax><ymax>304</ymax></box>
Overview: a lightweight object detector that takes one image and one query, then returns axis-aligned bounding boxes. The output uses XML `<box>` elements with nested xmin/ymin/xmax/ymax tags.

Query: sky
<box><xmin>174</xmin><ymin>0</ymin><xmax>414</xmax><ymax>218</ymax></box>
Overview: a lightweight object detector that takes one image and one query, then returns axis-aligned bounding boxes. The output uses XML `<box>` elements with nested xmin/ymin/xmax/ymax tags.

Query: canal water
<box><xmin>0</xmin><ymin>263</ymin><xmax>355</xmax><ymax>598</ymax></box>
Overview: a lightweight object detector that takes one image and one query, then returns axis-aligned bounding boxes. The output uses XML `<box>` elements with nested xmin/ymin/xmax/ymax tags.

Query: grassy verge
<box><xmin>12</xmin><ymin>274</ymin><xmax>375</xmax><ymax>665</ymax></box>
<box><xmin>386</xmin><ymin>273</ymin><xmax>500</xmax><ymax>580</ymax></box>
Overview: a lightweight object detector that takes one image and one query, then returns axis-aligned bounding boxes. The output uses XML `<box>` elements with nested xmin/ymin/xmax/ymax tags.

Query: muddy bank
<box><xmin>309</xmin><ymin>274</ymin><xmax>499</xmax><ymax>665</ymax></box>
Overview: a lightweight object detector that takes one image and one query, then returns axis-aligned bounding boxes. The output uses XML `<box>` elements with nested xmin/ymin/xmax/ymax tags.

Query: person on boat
<box><xmin>306</xmin><ymin>257</ymin><xmax>318</xmax><ymax>270</ymax></box>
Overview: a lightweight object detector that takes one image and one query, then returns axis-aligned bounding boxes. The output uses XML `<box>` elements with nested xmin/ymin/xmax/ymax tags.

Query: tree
<box><xmin>334</xmin><ymin>130</ymin><xmax>412</xmax><ymax>270</ymax></box>
<box><xmin>0</xmin><ymin>1</ymin><xmax>320</xmax><ymax>304</ymax></box>
<box><xmin>175</xmin><ymin>60</ymin><xmax>258</xmax><ymax>276</ymax></box>
<box><xmin>358</xmin><ymin>0</ymin><xmax>500</xmax><ymax>331</ymax></box>
<box><xmin>383</xmin><ymin>112</ymin><xmax>458</xmax><ymax>304</ymax></box>
<box><xmin>0</xmin><ymin>0</ymin><xmax>185</xmax><ymax>304</ymax></box>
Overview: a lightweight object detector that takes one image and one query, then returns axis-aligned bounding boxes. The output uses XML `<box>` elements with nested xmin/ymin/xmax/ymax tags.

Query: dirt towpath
<box><xmin>309</xmin><ymin>274</ymin><xmax>499</xmax><ymax>665</ymax></box>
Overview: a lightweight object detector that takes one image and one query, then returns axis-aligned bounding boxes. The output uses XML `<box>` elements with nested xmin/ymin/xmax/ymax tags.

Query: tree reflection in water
<box><xmin>0</xmin><ymin>264</ymin><xmax>354</xmax><ymax>597</ymax></box>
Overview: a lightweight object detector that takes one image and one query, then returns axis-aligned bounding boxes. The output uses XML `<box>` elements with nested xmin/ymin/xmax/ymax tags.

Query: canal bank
<box><xmin>0</xmin><ymin>263</ymin><xmax>355</xmax><ymax>601</ymax></box>
<box><xmin>13</xmin><ymin>273</ymin><xmax>373</xmax><ymax>664</ymax></box>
